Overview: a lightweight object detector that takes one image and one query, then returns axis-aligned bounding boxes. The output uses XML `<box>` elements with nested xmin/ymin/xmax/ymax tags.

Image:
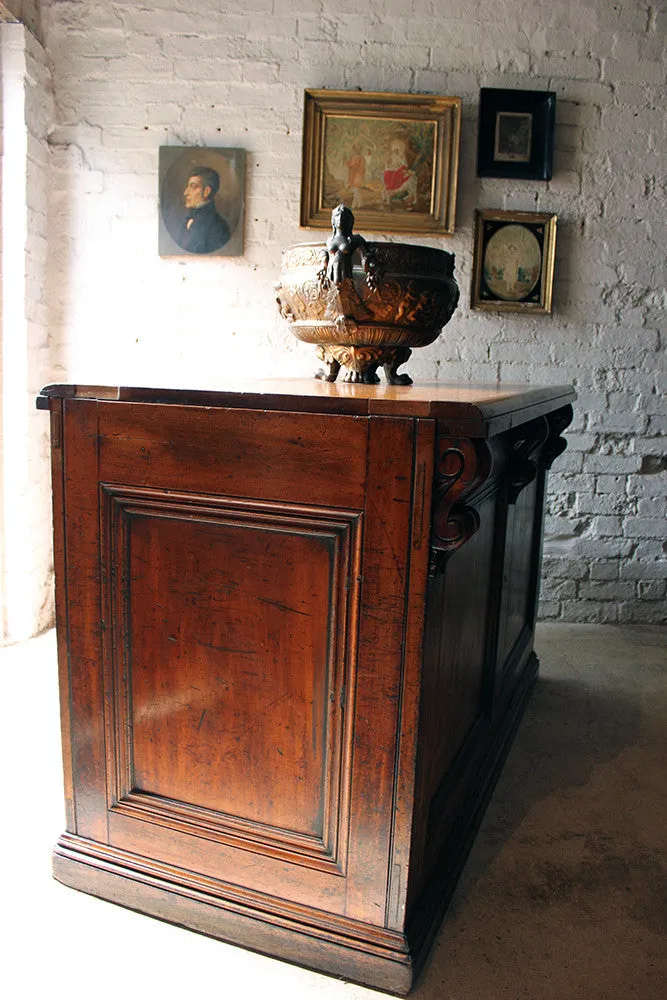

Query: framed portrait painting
<box><xmin>476</xmin><ymin>88</ymin><xmax>556</xmax><ymax>180</ymax></box>
<box><xmin>471</xmin><ymin>209</ymin><xmax>557</xmax><ymax>313</ymax></box>
<box><xmin>300</xmin><ymin>89</ymin><xmax>461</xmax><ymax>236</ymax></box>
<box><xmin>158</xmin><ymin>146</ymin><xmax>245</xmax><ymax>257</ymax></box>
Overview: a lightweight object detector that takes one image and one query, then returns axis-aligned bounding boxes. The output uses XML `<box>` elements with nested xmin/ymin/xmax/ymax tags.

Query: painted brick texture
<box><xmin>37</xmin><ymin>0</ymin><xmax>665</xmax><ymax>624</ymax></box>
<box><xmin>0</xmin><ymin>23</ymin><xmax>54</xmax><ymax>641</ymax></box>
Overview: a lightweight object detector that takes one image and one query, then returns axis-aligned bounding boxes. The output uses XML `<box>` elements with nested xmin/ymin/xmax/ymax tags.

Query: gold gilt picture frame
<box><xmin>471</xmin><ymin>209</ymin><xmax>557</xmax><ymax>313</ymax></box>
<box><xmin>300</xmin><ymin>89</ymin><xmax>462</xmax><ymax>236</ymax></box>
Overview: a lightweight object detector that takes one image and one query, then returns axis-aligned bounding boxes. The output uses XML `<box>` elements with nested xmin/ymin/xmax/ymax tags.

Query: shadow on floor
<box><xmin>411</xmin><ymin>627</ymin><xmax>667</xmax><ymax>1000</ymax></box>
<box><xmin>447</xmin><ymin>670</ymin><xmax>644</xmax><ymax>905</ymax></box>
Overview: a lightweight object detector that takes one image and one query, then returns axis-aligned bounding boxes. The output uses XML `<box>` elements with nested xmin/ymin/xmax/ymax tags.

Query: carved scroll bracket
<box><xmin>429</xmin><ymin>437</ymin><xmax>494</xmax><ymax>575</ymax></box>
<box><xmin>542</xmin><ymin>404</ymin><xmax>574</xmax><ymax>470</ymax></box>
<box><xmin>504</xmin><ymin>404</ymin><xmax>574</xmax><ymax>504</ymax></box>
<box><xmin>506</xmin><ymin>416</ymin><xmax>550</xmax><ymax>505</ymax></box>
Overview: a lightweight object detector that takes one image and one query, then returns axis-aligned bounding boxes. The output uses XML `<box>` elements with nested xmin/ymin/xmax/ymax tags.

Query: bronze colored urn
<box><xmin>275</xmin><ymin>205</ymin><xmax>460</xmax><ymax>384</ymax></box>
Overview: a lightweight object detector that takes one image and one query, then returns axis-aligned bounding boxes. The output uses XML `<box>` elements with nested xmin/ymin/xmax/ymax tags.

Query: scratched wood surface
<box><xmin>46</xmin><ymin>386</ymin><xmax>573</xmax><ymax>993</ymax></box>
<box><xmin>49</xmin><ymin>399</ymin><xmax>76</xmax><ymax>831</ymax></box>
<box><xmin>129</xmin><ymin>513</ymin><xmax>335</xmax><ymax>831</ymax></box>
<box><xmin>96</xmin><ymin>401</ymin><xmax>368</xmax><ymax>509</ymax></box>
<box><xmin>61</xmin><ymin>399</ymin><xmax>108</xmax><ymax>842</ymax></box>
<box><xmin>95</xmin><ymin>404</ymin><xmax>370</xmax><ymax>907</ymax></box>
<box><xmin>104</xmin><ymin>486</ymin><xmax>361</xmax><ymax>873</ymax></box>
<box><xmin>40</xmin><ymin>379</ymin><xmax>575</xmax><ymax>435</ymax></box>
<box><xmin>342</xmin><ymin>415</ymin><xmax>416</xmax><ymax>924</ymax></box>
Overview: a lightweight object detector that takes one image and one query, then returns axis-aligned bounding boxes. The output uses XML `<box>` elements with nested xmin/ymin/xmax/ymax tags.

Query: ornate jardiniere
<box><xmin>275</xmin><ymin>205</ymin><xmax>460</xmax><ymax>385</ymax></box>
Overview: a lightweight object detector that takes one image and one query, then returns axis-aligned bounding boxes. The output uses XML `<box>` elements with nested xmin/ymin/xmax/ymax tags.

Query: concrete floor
<box><xmin>2</xmin><ymin>624</ymin><xmax>665</xmax><ymax>1000</ymax></box>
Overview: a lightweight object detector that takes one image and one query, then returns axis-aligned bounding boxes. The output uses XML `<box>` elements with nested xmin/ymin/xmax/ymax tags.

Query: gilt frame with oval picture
<box><xmin>471</xmin><ymin>209</ymin><xmax>557</xmax><ymax>314</ymax></box>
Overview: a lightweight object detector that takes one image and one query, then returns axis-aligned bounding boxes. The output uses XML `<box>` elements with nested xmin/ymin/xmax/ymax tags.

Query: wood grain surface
<box><xmin>39</xmin><ymin>379</ymin><xmax>576</xmax><ymax>435</ymax></box>
<box><xmin>45</xmin><ymin>386</ymin><xmax>573</xmax><ymax>993</ymax></box>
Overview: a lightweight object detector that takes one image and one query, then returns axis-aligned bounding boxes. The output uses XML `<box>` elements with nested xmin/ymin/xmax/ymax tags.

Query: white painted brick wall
<box><xmin>2</xmin><ymin>1</ymin><xmax>41</xmax><ymax>38</ymax></box>
<box><xmin>33</xmin><ymin>0</ymin><xmax>666</xmax><ymax>625</ymax></box>
<box><xmin>0</xmin><ymin>23</ymin><xmax>55</xmax><ymax>641</ymax></box>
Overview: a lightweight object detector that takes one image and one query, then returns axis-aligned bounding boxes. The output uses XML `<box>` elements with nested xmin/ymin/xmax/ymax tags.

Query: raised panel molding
<box><xmin>100</xmin><ymin>484</ymin><xmax>363</xmax><ymax>875</ymax></box>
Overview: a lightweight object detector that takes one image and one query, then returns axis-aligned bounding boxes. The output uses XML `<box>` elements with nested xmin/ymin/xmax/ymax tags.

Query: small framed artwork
<box><xmin>158</xmin><ymin>146</ymin><xmax>245</xmax><ymax>257</ymax></box>
<box><xmin>471</xmin><ymin>209</ymin><xmax>557</xmax><ymax>313</ymax></box>
<box><xmin>300</xmin><ymin>89</ymin><xmax>461</xmax><ymax>235</ymax></box>
<box><xmin>477</xmin><ymin>88</ymin><xmax>556</xmax><ymax>180</ymax></box>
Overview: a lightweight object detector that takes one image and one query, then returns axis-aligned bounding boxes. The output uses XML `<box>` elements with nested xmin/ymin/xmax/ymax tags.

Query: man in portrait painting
<box><xmin>178</xmin><ymin>165</ymin><xmax>230</xmax><ymax>254</ymax></box>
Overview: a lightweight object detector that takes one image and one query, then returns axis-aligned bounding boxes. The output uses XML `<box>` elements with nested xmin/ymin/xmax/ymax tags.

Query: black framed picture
<box><xmin>476</xmin><ymin>88</ymin><xmax>556</xmax><ymax>180</ymax></box>
<box><xmin>471</xmin><ymin>209</ymin><xmax>557</xmax><ymax>314</ymax></box>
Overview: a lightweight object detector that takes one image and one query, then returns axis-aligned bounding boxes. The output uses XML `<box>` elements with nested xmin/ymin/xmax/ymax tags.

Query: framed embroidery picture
<box><xmin>476</xmin><ymin>88</ymin><xmax>556</xmax><ymax>180</ymax></box>
<box><xmin>158</xmin><ymin>146</ymin><xmax>245</xmax><ymax>257</ymax></box>
<box><xmin>471</xmin><ymin>209</ymin><xmax>557</xmax><ymax>313</ymax></box>
<box><xmin>300</xmin><ymin>89</ymin><xmax>461</xmax><ymax>236</ymax></box>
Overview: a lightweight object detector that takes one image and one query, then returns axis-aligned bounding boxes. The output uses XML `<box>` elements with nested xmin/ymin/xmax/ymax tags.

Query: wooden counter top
<box><xmin>38</xmin><ymin>379</ymin><xmax>575</xmax><ymax>436</ymax></box>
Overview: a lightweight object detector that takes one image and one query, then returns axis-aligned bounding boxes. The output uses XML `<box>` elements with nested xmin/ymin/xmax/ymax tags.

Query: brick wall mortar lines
<box><xmin>34</xmin><ymin>0</ymin><xmax>666</xmax><ymax>625</ymax></box>
<box><xmin>24</xmin><ymin>25</ymin><xmax>56</xmax><ymax>604</ymax></box>
<box><xmin>1</xmin><ymin>23</ymin><xmax>55</xmax><ymax>640</ymax></box>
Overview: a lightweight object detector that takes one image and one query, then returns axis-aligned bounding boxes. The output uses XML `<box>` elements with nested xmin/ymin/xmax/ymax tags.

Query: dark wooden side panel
<box><xmin>496</xmin><ymin>476</ymin><xmax>539</xmax><ymax>686</ymax></box>
<box><xmin>432</xmin><ymin>500</ymin><xmax>496</xmax><ymax>776</ymax></box>
<box><xmin>97</xmin><ymin>402</ymin><xmax>367</xmax><ymax>509</ymax></box>
<box><xmin>61</xmin><ymin>399</ymin><xmax>107</xmax><ymax>841</ymax></box>
<box><xmin>407</xmin><ymin>493</ymin><xmax>496</xmax><ymax>905</ymax></box>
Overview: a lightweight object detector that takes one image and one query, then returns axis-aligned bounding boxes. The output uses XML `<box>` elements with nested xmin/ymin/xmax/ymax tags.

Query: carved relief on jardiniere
<box><xmin>275</xmin><ymin>205</ymin><xmax>460</xmax><ymax>385</ymax></box>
